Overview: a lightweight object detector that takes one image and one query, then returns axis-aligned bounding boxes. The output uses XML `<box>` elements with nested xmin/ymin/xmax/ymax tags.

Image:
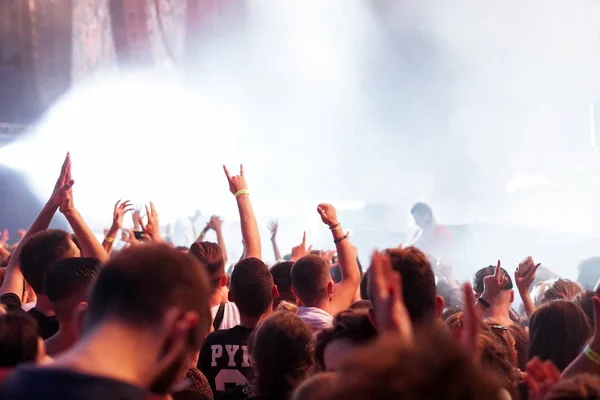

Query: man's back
<box><xmin>0</xmin><ymin>365</ymin><xmax>147</xmax><ymax>400</ymax></box>
<box><xmin>198</xmin><ymin>325</ymin><xmax>254</xmax><ymax>395</ymax></box>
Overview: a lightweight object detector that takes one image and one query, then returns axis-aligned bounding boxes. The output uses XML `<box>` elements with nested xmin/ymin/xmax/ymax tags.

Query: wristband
<box><xmin>584</xmin><ymin>345</ymin><xmax>600</xmax><ymax>366</ymax></box>
<box><xmin>334</xmin><ymin>235</ymin><xmax>348</xmax><ymax>244</ymax></box>
<box><xmin>234</xmin><ymin>189</ymin><xmax>250</xmax><ymax>198</ymax></box>
<box><xmin>104</xmin><ymin>236</ymin><xmax>115</xmax><ymax>243</ymax></box>
<box><xmin>477</xmin><ymin>297</ymin><xmax>491</xmax><ymax>308</ymax></box>
<box><xmin>329</xmin><ymin>223</ymin><xmax>341</xmax><ymax>231</ymax></box>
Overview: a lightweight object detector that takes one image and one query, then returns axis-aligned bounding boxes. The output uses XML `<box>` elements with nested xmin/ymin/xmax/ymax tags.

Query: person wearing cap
<box><xmin>472</xmin><ymin>263</ymin><xmax>515</xmax><ymax>326</ymax></box>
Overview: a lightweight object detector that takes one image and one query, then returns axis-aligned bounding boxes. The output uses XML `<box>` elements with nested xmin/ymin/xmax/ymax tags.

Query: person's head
<box><xmin>578</xmin><ymin>257</ymin><xmax>600</xmax><ymax>290</ymax></box>
<box><xmin>86</xmin><ymin>245</ymin><xmax>212</xmax><ymax>394</ymax></box>
<box><xmin>250</xmin><ymin>311</ymin><xmax>313</xmax><ymax>400</ymax></box>
<box><xmin>314</xmin><ymin>309</ymin><xmax>377</xmax><ymax>371</ymax></box>
<box><xmin>188</xmin><ymin>242</ymin><xmax>225</xmax><ymax>294</ymax></box>
<box><xmin>291</xmin><ymin>255</ymin><xmax>332</xmax><ymax>307</ymax></box>
<box><xmin>44</xmin><ymin>257</ymin><xmax>101</xmax><ymax>321</ymax></box>
<box><xmin>291</xmin><ymin>372</ymin><xmax>339</xmax><ymax>400</ymax></box>
<box><xmin>529</xmin><ymin>300</ymin><xmax>592</xmax><ymax>371</ymax></box>
<box><xmin>574</xmin><ymin>290</ymin><xmax>595</xmax><ymax>326</ymax></box>
<box><xmin>473</xmin><ymin>265</ymin><xmax>514</xmax><ymax>306</ymax></box>
<box><xmin>325</xmin><ymin>328</ymin><xmax>502</xmax><ymax>400</ymax></box>
<box><xmin>370</xmin><ymin>247</ymin><xmax>442</xmax><ymax>324</ymax></box>
<box><xmin>546</xmin><ymin>374</ymin><xmax>600</xmax><ymax>400</ymax></box>
<box><xmin>507</xmin><ymin>324</ymin><xmax>529</xmax><ymax>371</ymax></box>
<box><xmin>19</xmin><ymin>229</ymin><xmax>80</xmax><ymax>294</ymax></box>
<box><xmin>0</xmin><ymin>313</ymin><xmax>45</xmax><ymax>367</ymax></box>
<box><xmin>410</xmin><ymin>202</ymin><xmax>434</xmax><ymax>229</ymax></box>
<box><xmin>229</xmin><ymin>258</ymin><xmax>278</xmax><ymax>318</ymax></box>
<box><xmin>270</xmin><ymin>261</ymin><xmax>297</xmax><ymax>307</ymax></box>
<box><xmin>478</xmin><ymin>328</ymin><xmax>519</xmax><ymax>397</ymax></box>
<box><xmin>541</xmin><ymin>278</ymin><xmax>583</xmax><ymax>303</ymax></box>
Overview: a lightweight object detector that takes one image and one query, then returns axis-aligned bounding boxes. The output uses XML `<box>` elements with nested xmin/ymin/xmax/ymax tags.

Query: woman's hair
<box><xmin>478</xmin><ymin>328</ymin><xmax>519</xmax><ymax>398</ymax></box>
<box><xmin>542</xmin><ymin>279</ymin><xmax>583</xmax><ymax>303</ymax></box>
<box><xmin>314</xmin><ymin>309</ymin><xmax>377</xmax><ymax>371</ymax></box>
<box><xmin>250</xmin><ymin>311</ymin><xmax>314</xmax><ymax>400</ymax></box>
<box><xmin>325</xmin><ymin>328</ymin><xmax>502</xmax><ymax>400</ymax></box>
<box><xmin>0</xmin><ymin>313</ymin><xmax>40</xmax><ymax>367</ymax></box>
<box><xmin>573</xmin><ymin>290</ymin><xmax>595</xmax><ymax>326</ymax></box>
<box><xmin>507</xmin><ymin>324</ymin><xmax>529</xmax><ymax>371</ymax></box>
<box><xmin>529</xmin><ymin>300</ymin><xmax>592</xmax><ymax>371</ymax></box>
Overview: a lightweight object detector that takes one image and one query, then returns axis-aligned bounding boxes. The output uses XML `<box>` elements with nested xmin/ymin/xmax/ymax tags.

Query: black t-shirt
<box><xmin>0</xmin><ymin>293</ymin><xmax>59</xmax><ymax>339</ymax></box>
<box><xmin>0</xmin><ymin>365</ymin><xmax>148</xmax><ymax>400</ymax></box>
<box><xmin>197</xmin><ymin>325</ymin><xmax>254</xmax><ymax>396</ymax></box>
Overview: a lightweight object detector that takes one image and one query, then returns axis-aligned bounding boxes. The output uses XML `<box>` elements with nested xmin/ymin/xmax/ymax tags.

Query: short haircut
<box><xmin>473</xmin><ymin>266</ymin><xmax>513</xmax><ymax>293</ymax></box>
<box><xmin>270</xmin><ymin>261</ymin><xmax>296</xmax><ymax>307</ymax></box>
<box><xmin>542</xmin><ymin>278</ymin><xmax>582</xmax><ymax>303</ymax></box>
<box><xmin>20</xmin><ymin>229</ymin><xmax>74</xmax><ymax>293</ymax></box>
<box><xmin>0</xmin><ymin>313</ymin><xmax>40</xmax><ymax>367</ymax></box>
<box><xmin>44</xmin><ymin>257</ymin><xmax>101</xmax><ymax>317</ymax></box>
<box><xmin>86</xmin><ymin>245</ymin><xmax>211</xmax><ymax>347</ymax></box>
<box><xmin>291</xmin><ymin>255</ymin><xmax>330</xmax><ymax>306</ymax></box>
<box><xmin>314</xmin><ymin>309</ymin><xmax>377</xmax><ymax>370</ymax></box>
<box><xmin>410</xmin><ymin>202</ymin><xmax>432</xmax><ymax>216</ymax></box>
<box><xmin>188</xmin><ymin>242</ymin><xmax>224</xmax><ymax>291</ymax></box>
<box><xmin>369</xmin><ymin>247</ymin><xmax>437</xmax><ymax>324</ymax></box>
<box><xmin>529</xmin><ymin>300</ymin><xmax>592</xmax><ymax>371</ymax></box>
<box><xmin>230</xmin><ymin>258</ymin><xmax>274</xmax><ymax>317</ymax></box>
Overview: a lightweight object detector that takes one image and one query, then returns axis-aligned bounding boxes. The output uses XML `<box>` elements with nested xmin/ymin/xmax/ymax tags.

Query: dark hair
<box><xmin>578</xmin><ymin>257</ymin><xmax>600</xmax><ymax>290</ymax></box>
<box><xmin>507</xmin><ymin>324</ymin><xmax>529</xmax><ymax>372</ymax></box>
<box><xmin>314</xmin><ymin>309</ymin><xmax>377</xmax><ymax>370</ymax></box>
<box><xmin>291</xmin><ymin>255</ymin><xmax>330</xmax><ymax>306</ymax></box>
<box><xmin>370</xmin><ymin>247</ymin><xmax>437</xmax><ymax>324</ymax></box>
<box><xmin>270</xmin><ymin>261</ymin><xmax>296</xmax><ymax>307</ymax></box>
<box><xmin>250</xmin><ymin>311</ymin><xmax>313</xmax><ymax>400</ymax></box>
<box><xmin>86</xmin><ymin>245</ymin><xmax>211</xmax><ymax>347</ymax></box>
<box><xmin>44</xmin><ymin>257</ymin><xmax>101</xmax><ymax>318</ymax></box>
<box><xmin>188</xmin><ymin>242</ymin><xmax>224</xmax><ymax>291</ymax></box>
<box><xmin>542</xmin><ymin>279</ymin><xmax>582</xmax><ymax>303</ymax></box>
<box><xmin>546</xmin><ymin>374</ymin><xmax>600</xmax><ymax>400</ymax></box>
<box><xmin>0</xmin><ymin>313</ymin><xmax>40</xmax><ymax>367</ymax></box>
<box><xmin>410</xmin><ymin>202</ymin><xmax>433</xmax><ymax>217</ymax></box>
<box><xmin>20</xmin><ymin>229</ymin><xmax>74</xmax><ymax>293</ymax></box>
<box><xmin>230</xmin><ymin>258</ymin><xmax>274</xmax><ymax>317</ymax></box>
<box><xmin>529</xmin><ymin>300</ymin><xmax>592</xmax><ymax>371</ymax></box>
<box><xmin>574</xmin><ymin>290</ymin><xmax>595</xmax><ymax>326</ymax></box>
<box><xmin>359</xmin><ymin>268</ymin><xmax>370</xmax><ymax>300</ymax></box>
<box><xmin>473</xmin><ymin>266</ymin><xmax>513</xmax><ymax>293</ymax></box>
<box><xmin>326</xmin><ymin>328</ymin><xmax>502</xmax><ymax>400</ymax></box>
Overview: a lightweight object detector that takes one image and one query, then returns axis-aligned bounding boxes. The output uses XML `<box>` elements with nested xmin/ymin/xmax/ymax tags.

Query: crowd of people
<box><xmin>1</xmin><ymin>152</ymin><xmax>600</xmax><ymax>399</ymax></box>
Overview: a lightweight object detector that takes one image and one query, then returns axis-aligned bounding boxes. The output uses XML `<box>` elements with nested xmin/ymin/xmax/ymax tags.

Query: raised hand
<box><xmin>112</xmin><ymin>200</ymin><xmax>133</xmax><ymax>230</ymax></box>
<box><xmin>121</xmin><ymin>229</ymin><xmax>139</xmax><ymax>246</ymax></box>
<box><xmin>317</xmin><ymin>204</ymin><xmax>339</xmax><ymax>228</ymax></box>
<box><xmin>461</xmin><ymin>282</ymin><xmax>479</xmax><ymax>359</ymax></box>
<box><xmin>482</xmin><ymin>260</ymin><xmax>509</xmax><ymax>300</ymax></box>
<box><xmin>524</xmin><ymin>357</ymin><xmax>561</xmax><ymax>400</ymax></box>
<box><xmin>207</xmin><ymin>215</ymin><xmax>223</xmax><ymax>231</ymax></box>
<box><xmin>16</xmin><ymin>229</ymin><xmax>26</xmax><ymax>240</ymax></box>
<box><xmin>48</xmin><ymin>153</ymin><xmax>74</xmax><ymax>210</ymax></box>
<box><xmin>189</xmin><ymin>210</ymin><xmax>201</xmax><ymax>224</ymax></box>
<box><xmin>0</xmin><ymin>229</ymin><xmax>8</xmax><ymax>246</ymax></box>
<box><xmin>290</xmin><ymin>232</ymin><xmax>312</xmax><ymax>262</ymax></box>
<box><xmin>515</xmin><ymin>256</ymin><xmax>540</xmax><ymax>294</ymax></box>
<box><xmin>141</xmin><ymin>202</ymin><xmax>161</xmax><ymax>242</ymax></box>
<box><xmin>268</xmin><ymin>220</ymin><xmax>278</xmax><ymax>241</ymax></box>
<box><xmin>133</xmin><ymin>207</ymin><xmax>143</xmax><ymax>231</ymax></box>
<box><xmin>368</xmin><ymin>251</ymin><xmax>413</xmax><ymax>342</ymax></box>
<box><xmin>223</xmin><ymin>164</ymin><xmax>248</xmax><ymax>196</ymax></box>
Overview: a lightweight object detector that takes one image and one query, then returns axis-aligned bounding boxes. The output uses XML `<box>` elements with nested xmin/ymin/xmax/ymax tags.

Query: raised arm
<box><xmin>0</xmin><ymin>230</ymin><xmax>10</xmax><ymax>261</ymax></box>
<box><xmin>0</xmin><ymin>153</ymin><xmax>73</xmax><ymax>299</ymax></box>
<box><xmin>268</xmin><ymin>220</ymin><xmax>282</xmax><ymax>261</ymax></box>
<box><xmin>318</xmin><ymin>204</ymin><xmax>361</xmax><ymax>314</ymax></box>
<box><xmin>102</xmin><ymin>200</ymin><xmax>132</xmax><ymax>255</ymax></box>
<box><xmin>140</xmin><ymin>202</ymin><xmax>163</xmax><ymax>244</ymax></box>
<box><xmin>224</xmin><ymin>165</ymin><xmax>261</xmax><ymax>260</ymax></box>
<box><xmin>514</xmin><ymin>256</ymin><xmax>540</xmax><ymax>319</ymax></box>
<box><xmin>207</xmin><ymin>216</ymin><xmax>228</xmax><ymax>265</ymax></box>
<box><xmin>56</xmin><ymin>159</ymin><xmax>108</xmax><ymax>262</ymax></box>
